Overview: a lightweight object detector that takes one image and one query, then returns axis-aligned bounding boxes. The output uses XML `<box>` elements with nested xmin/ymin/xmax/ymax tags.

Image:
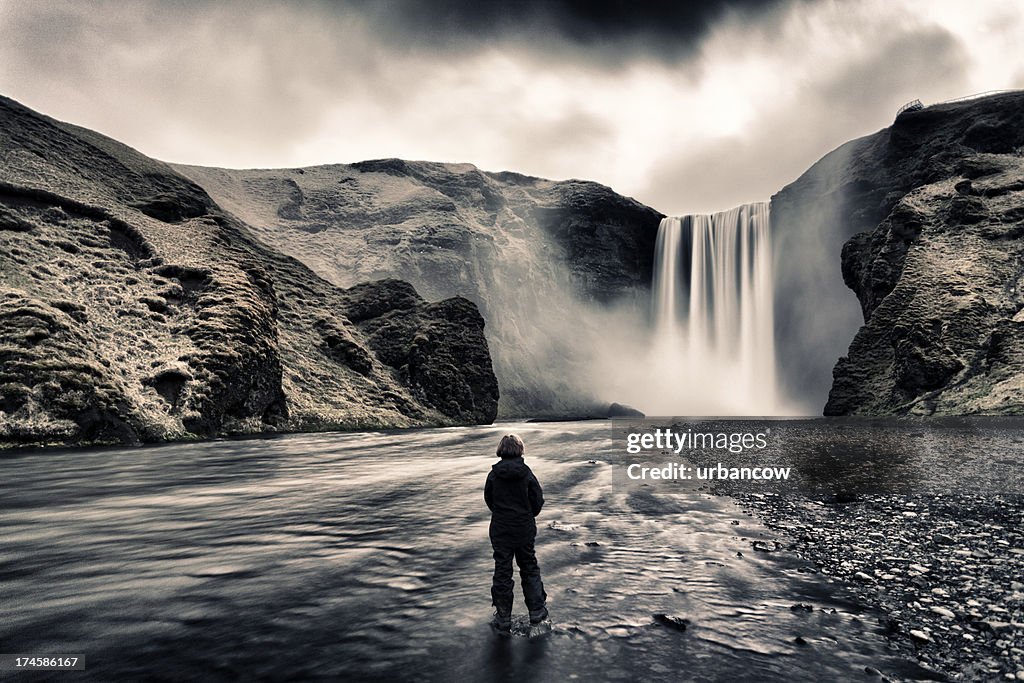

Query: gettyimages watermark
<box><xmin>609</xmin><ymin>417</ymin><xmax>1024</xmax><ymax>497</ymax></box>
<box><xmin>611</xmin><ymin>420</ymin><xmax>786</xmax><ymax>494</ymax></box>
<box><xmin>622</xmin><ymin>426</ymin><xmax>789</xmax><ymax>484</ymax></box>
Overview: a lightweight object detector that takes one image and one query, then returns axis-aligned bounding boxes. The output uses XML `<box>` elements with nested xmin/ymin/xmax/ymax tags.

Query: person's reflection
<box><xmin>522</xmin><ymin>633</ymin><xmax>549</xmax><ymax>668</ymax></box>
<box><xmin>485</xmin><ymin>632</ymin><xmax>513</xmax><ymax>672</ymax></box>
<box><xmin>483</xmin><ymin>629</ymin><xmax>550</xmax><ymax>678</ymax></box>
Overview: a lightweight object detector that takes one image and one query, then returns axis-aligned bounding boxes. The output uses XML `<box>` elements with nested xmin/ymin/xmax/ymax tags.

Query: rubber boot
<box><xmin>528</xmin><ymin>605</ymin><xmax>549</xmax><ymax>624</ymax></box>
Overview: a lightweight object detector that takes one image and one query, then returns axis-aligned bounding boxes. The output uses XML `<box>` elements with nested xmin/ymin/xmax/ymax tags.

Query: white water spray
<box><xmin>646</xmin><ymin>202</ymin><xmax>777</xmax><ymax>414</ymax></box>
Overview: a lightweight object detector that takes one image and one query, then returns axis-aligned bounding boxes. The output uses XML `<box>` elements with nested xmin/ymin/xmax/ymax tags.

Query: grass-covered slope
<box><xmin>0</xmin><ymin>96</ymin><xmax>497</xmax><ymax>448</ymax></box>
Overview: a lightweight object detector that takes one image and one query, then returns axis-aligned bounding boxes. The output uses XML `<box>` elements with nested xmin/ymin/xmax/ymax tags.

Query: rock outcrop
<box><xmin>0</xmin><ymin>95</ymin><xmax>498</xmax><ymax>448</ymax></box>
<box><xmin>174</xmin><ymin>160</ymin><xmax>663</xmax><ymax>417</ymax></box>
<box><xmin>812</xmin><ymin>92</ymin><xmax>1024</xmax><ymax>414</ymax></box>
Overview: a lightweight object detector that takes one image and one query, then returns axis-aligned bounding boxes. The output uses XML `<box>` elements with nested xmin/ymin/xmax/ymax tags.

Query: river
<box><xmin>1</xmin><ymin>421</ymin><xmax>937</xmax><ymax>681</ymax></box>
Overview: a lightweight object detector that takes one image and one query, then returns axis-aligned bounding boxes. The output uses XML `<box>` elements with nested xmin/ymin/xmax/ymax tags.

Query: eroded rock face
<box><xmin>0</xmin><ymin>95</ymin><xmax>497</xmax><ymax>448</ymax></box>
<box><xmin>771</xmin><ymin>92</ymin><xmax>1024</xmax><ymax>413</ymax></box>
<box><xmin>0</xmin><ymin>291</ymin><xmax>141</xmax><ymax>445</ymax></box>
<box><xmin>821</xmin><ymin>92</ymin><xmax>1024</xmax><ymax>415</ymax></box>
<box><xmin>174</xmin><ymin>160</ymin><xmax>663</xmax><ymax>417</ymax></box>
<box><xmin>346</xmin><ymin>280</ymin><xmax>498</xmax><ymax>424</ymax></box>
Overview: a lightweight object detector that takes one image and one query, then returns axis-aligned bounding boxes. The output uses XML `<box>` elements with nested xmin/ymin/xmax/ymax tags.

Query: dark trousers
<box><xmin>490</xmin><ymin>540</ymin><xmax>547</xmax><ymax>613</ymax></box>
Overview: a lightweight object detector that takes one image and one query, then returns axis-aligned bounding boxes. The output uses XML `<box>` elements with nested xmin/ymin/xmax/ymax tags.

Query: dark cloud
<box><xmin>346</xmin><ymin>0</ymin><xmax>793</xmax><ymax>62</ymax></box>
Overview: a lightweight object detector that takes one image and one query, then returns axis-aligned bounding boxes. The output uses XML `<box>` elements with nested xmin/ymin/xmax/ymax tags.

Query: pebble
<box><xmin>720</xmin><ymin>489</ymin><xmax>1024</xmax><ymax>681</ymax></box>
<box><xmin>985</xmin><ymin>621</ymin><xmax>1013</xmax><ymax>634</ymax></box>
<box><xmin>752</xmin><ymin>540</ymin><xmax>779</xmax><ymax>552</ymax></box>
<box><xmin>910</xmin><ymin>629</ymin><xmax>932</xmax><ymax>642</ymax></box>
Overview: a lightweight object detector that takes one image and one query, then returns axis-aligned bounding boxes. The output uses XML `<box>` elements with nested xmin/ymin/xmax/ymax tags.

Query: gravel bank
<box><xmin>730</xmin><ymin>491</ymin><xmax>1024</xmax><ymax>681</ymax></box>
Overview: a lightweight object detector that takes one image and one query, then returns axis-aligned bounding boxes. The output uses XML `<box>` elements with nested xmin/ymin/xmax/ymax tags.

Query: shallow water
<box><xmin>1</xmin><ymin>422</ymin><xmax>938</xmax><ymax>681</ymax></box>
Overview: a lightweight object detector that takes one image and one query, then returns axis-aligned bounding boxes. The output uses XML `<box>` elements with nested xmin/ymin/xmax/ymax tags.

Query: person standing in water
<box><xmin>484</xmin><ymin>434</ymin><xmax>548</xmax><ymax>631</ymax></box>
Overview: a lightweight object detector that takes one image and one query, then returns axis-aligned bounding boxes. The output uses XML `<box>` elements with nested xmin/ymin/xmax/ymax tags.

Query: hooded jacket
<box><xmin>484</xmin><ymin>456</ymin><xmax>544</xmax><ymax>545</ymax></box>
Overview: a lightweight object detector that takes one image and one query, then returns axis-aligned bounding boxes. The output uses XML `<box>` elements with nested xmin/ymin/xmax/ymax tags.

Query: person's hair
<box><xmin>496</xmin><ymin>434</ymin><xmax>525</xmax><ymax>458</ymax></box>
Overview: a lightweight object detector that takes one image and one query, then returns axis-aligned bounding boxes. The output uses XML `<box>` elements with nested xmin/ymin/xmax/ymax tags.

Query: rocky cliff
<box><xmin>0</xmin><ymin>96</ymin><xmax>498</xmax><ymax>448</ymax></box>
<box><xmin>778</xmin><ymin>88</ymin><xmax>1024</xmax><ymax>413</ymax></box>
<box><xmin>174</xmin><ymin>160</ymin><xmax>663</xmax><ymax>417</ymax></box>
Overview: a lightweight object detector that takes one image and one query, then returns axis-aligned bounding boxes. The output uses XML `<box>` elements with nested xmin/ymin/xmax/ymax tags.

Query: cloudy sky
<box><xmin>1</xmin><ymin>0</ymin><xmax>1022</xmax><ymax>214</ymax></box>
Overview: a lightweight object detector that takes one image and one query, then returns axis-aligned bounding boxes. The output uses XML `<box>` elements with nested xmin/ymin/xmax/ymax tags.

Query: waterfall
<box><xmin>648</xmin><ymin>202</ymin><xmax>777</xmax><ymax>415</ymax></box>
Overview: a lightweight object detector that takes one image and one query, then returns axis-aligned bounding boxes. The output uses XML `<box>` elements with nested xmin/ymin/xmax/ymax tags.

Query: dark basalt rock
<box><xmin>653</xmin><ymin>613</ymin><xmax>690</xmax><ymax>631</ymax></box>
<box><xmin>350</xmin><ymin>158</ymin><xmax>413</xmax><ymax>177</ymax></box>
<box><xmin>131</xmin><ymin>192</ymin><xmax>209</xmax><ymax>223</ymax></box>
<box><xmin>532</xmin><ymin>182</ymin><xmax>663</xmax><ymax>304</ymax></box>
<box><xmin>341</xmin><ymin>279</ymin><xmax>423</xmax><ymax>323</ymax></box>
<box><xmin>607</xmin><ymin>402</ymin><xmax>645</xmax><ymax>418</ymax></box>
<box><xmin>315</xmin><ymin>319</ymin><xmax>374</xmax><ymax>376</ymax></box>
<box><xmin>144</xmin><ymin>367</ymin><xmax>191</xmax><ymax>411</ymax></box>
<box><xmin>352</xmin><ymin>285</ymin><xmax>499</xmax><ymax>424</ymax></box>
<box><xmin>0</xmin><ymin>205</ymin><xmax>34</xmax><ymax>232</ymax></box>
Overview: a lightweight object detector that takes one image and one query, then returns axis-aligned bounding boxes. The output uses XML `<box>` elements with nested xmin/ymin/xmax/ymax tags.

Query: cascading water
<box><xmin>647</xmin><ymin>202</ymin><xmax>777</xmax><ymax>414</ymax></box>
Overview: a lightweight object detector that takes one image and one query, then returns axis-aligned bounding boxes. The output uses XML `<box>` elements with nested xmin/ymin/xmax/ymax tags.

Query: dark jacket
<box><xmin>484</xmin><ymin>457</ymin><xmax>544</xmax><ymax>545</ymax></box>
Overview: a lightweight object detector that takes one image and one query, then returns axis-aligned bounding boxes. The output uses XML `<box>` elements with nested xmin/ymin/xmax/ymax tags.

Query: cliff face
<box><xmin>174</xmin><ymin>160</ymin><xmax>663</xmax><ymax>417</ymax></box>
<box><xmin>0</xmin><ymin>96</ymin><xmax>498</xmax><ymax>448</ymax></box>
<box><xmin>771</xmin><ymin>135</ymin><xmax>880</xmax><ymax>410</ymax></box>
<box><xmin>802</xmin><ymin>91</ymin><xmax>1024</xmax><ymax>414</ymax></box>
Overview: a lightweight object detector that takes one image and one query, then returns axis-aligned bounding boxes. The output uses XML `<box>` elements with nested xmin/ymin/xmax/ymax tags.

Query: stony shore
<box><xmin>729</xmin><ymin>490</ymin><xmax>1024</xmax><ymax>681</ymax></box>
